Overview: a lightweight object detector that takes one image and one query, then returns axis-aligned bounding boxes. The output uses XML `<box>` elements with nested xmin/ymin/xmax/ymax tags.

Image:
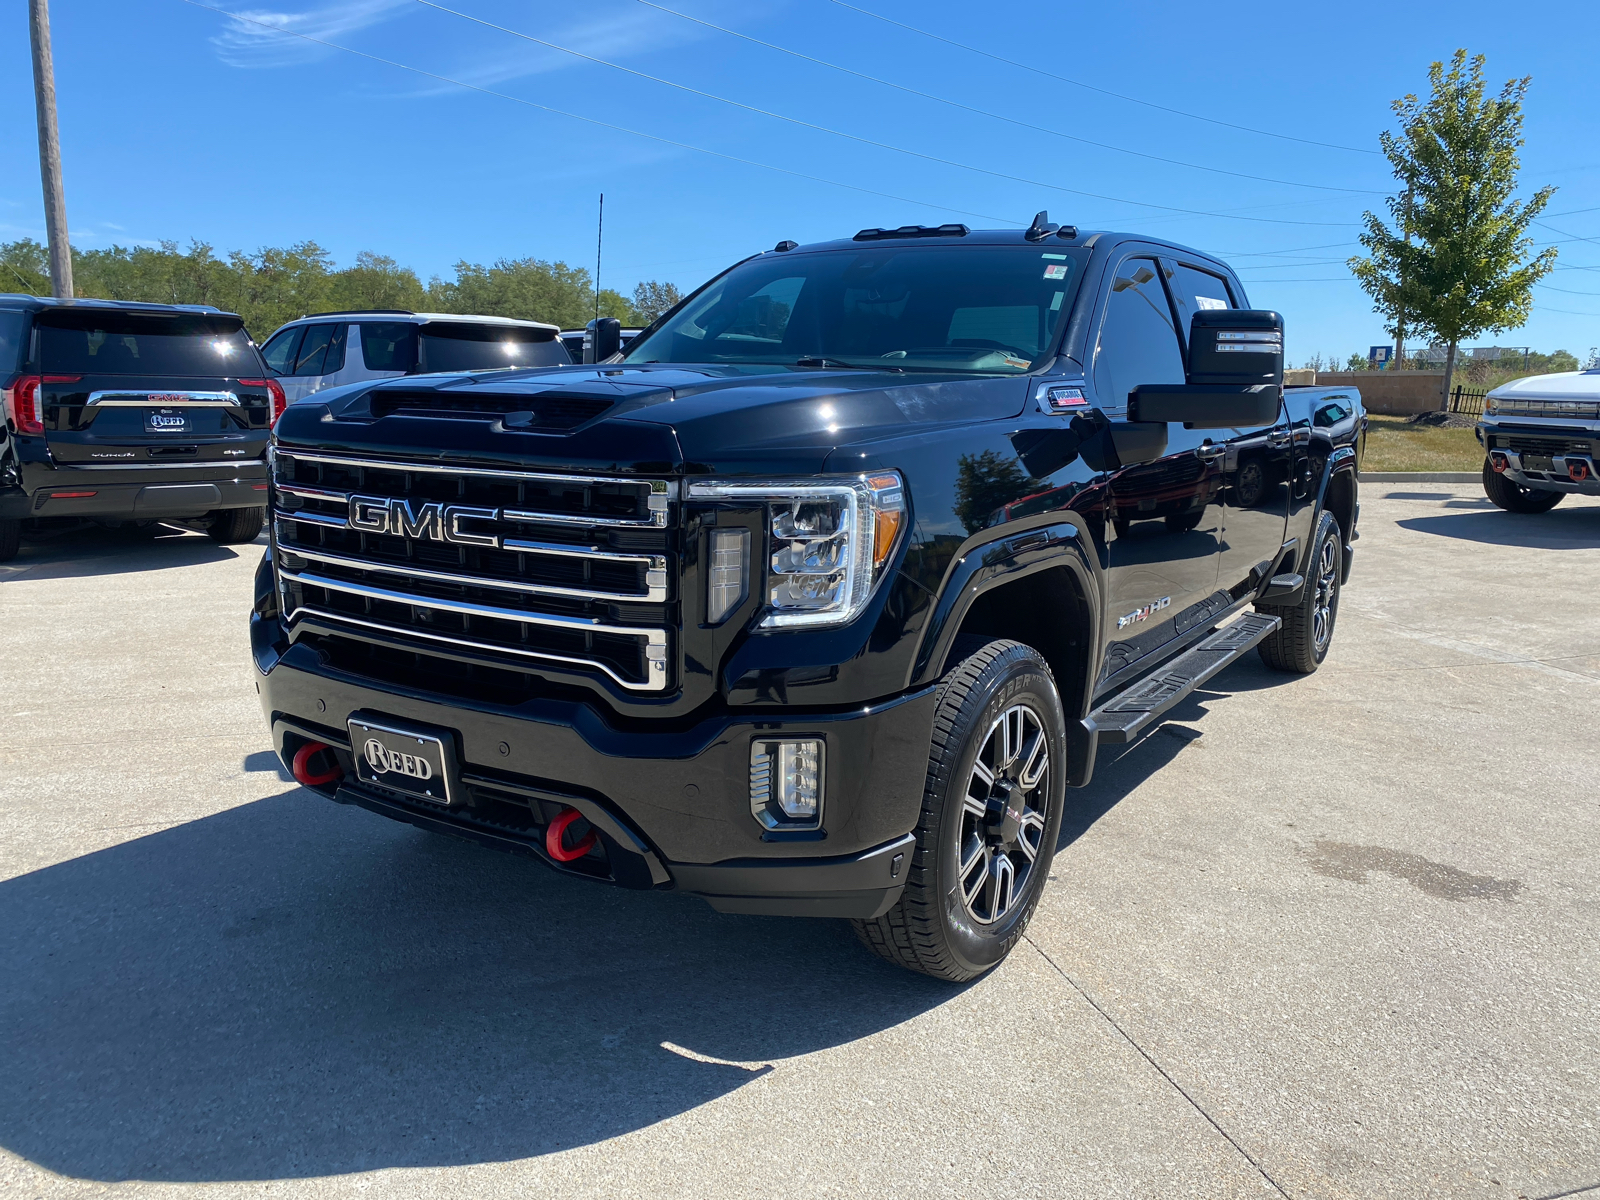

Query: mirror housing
<box><xmin>584</xmin><ymin>317</ymin><xmax>622</xmax><ymax>364</ymax></box>
<box><xmin>1130</xmin><ymin>384</ymin><xmax>1281</xmax><ymax>429</ymax></box>
<box><xmin>1187</xmin><ymin>309</ymin><xmax>1283</xmax><ymax>386</ymax></box>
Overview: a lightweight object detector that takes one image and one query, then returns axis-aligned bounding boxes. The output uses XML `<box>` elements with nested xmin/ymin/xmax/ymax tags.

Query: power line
<box><xmin>1221</xmin><ymin>240</ymin><xmax>1360</xmax><ymax>257</ymax></box>
<box><xmin>416</xmin><ymin>0</ymin><xmax>1358</xmax><ymax>228</ymax></box>
<box><xmin>826</xmin><ymin>0</ymin><xmax>1380</xmax><ymax>156</ymax></box>
<box><xmin>630</xmin><ymin>0</ymin><xmax>1386</xmax><ymax>196</ymax></box>
<box><xmin>179</xmin><ymin>0</ymin><xmax>1022</xmax><ymax>228</ymax></box>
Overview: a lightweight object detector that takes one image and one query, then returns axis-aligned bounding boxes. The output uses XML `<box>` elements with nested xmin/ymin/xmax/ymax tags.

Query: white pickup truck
<box><xmin>1477</xmin><ymin>368</ymin><xmax>1600</xmax><ymax>511</ymax></box>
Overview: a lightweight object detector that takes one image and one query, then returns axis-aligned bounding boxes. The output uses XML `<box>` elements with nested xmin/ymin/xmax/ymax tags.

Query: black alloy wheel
<box><xmin>1257</xmin><ymin>510</ymin><xmax>1342</xmax><ymax>674</ymax></box>
<box><xmin>853</xmin><ymin>639</ymin><xmax>1067</xmax><ymax>982</ymax></box>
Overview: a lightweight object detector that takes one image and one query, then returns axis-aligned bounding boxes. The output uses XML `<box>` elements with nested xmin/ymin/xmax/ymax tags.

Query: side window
<box><xmin>1172</xmin><ymin>264</ymin><xmax>1235</xmax><ymax>317</ymax></box>
<box><xmin>321</xmin><ymin>324</ymin><xmax>347</xmax><ymax>374</ymax></box>
<box><xmin>293</xmin><ymin>324</ymin><xmax>336</xmax><ymax>376</ymax></box>
<box><xmin>360</xmin><ymin>322</ymin><xmax>416</xmax><ymax>372</ymax></box>
<box><xmin>260</xmin><ymin>327</ymin><xmax>303</xmax><ymax>376</ymax></box>
<box><xmin>1093</xmin><ymin>257</ymin><xmax>1185</xmax><ymax>411</ymax></box>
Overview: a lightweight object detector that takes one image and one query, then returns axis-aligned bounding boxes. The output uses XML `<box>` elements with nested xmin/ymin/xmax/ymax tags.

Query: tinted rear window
<box><xmin>0</xmin><ymin>311</ymin><xmax>26</xmax><ymax>374</ymax></box>
<box><xmin>417</xmin><ymin>323</ymin><xmax>568</xmax><ymax>373</ymax></box>
<box><xmin>38</xmin><ymin>311</ymin><xmax>257</xmax><ymax>376</ymax></box>
<box><xmin>360</xmin><ymin>322</ymin><xmax>416</xmax><ymax>372</ymax></box>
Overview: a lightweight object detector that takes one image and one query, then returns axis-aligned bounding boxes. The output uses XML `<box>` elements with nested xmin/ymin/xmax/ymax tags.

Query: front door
<box><xmin>1092</xmin><ymin>255</ymin><xmax>1224</xmax><ymax>678</ymax></box>
<box><xmin>1163</xmin><ymin>261</ymin><xmax>1292</xmax><ymax>591</ymax></box>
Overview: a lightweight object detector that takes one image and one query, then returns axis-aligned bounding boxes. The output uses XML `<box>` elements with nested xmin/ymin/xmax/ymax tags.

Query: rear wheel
<box><xmin>1482</xmin><ymin>459</ymin><xmax>1564</xmax><ymax>513</ymax></box>
<box><xmin>1257</xmin><ymin>510</ymin><xmax>1341</xmax><ymax>674</ymax></box>
<box><xmin>0</xmin><ymin>518</ymin><xmax>19</xmax><ymax>563</ymax></box>
<box><xmin>852</xmin><ymin>640</ymin><xmax>1066</xmax><ymax>982</ymax></box>
<box><xmin>208</xmin><ymin>506</ymin><xmax>265</xmax><ymax>544</ymax></box>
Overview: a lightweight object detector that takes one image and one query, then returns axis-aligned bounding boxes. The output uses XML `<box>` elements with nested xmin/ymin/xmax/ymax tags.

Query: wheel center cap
<box><xmin>986</xmin><ymin>780</ymin><xmax>1025</xmax><ymax>845</ymax></box>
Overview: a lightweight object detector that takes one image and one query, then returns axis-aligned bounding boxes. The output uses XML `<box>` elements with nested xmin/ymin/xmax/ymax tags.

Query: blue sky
<box><xmin>2</xmin><ymin>0</ymin><xmax>1597</xmax><ymax>363</ymax></box>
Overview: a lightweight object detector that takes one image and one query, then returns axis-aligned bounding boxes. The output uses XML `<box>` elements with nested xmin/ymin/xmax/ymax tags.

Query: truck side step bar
<box><xmin>1086</xmin><ymin>612</ymin><xmax>1282</xmax><ymax>745</ymax></box>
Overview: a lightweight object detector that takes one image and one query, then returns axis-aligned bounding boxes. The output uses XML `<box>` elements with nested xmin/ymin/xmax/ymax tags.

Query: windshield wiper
<box><xmin>794</xmin><ymin>355</ymin><xmax>903</xmax><ymax>372</ymax></box>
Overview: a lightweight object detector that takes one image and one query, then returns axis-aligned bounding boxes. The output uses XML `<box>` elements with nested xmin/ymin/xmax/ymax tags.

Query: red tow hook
<box><xmin>546</xmin><ymin>806</ymin><xmax>598</xmax><ymax>862</ymax></box>
<box><xmin>1490</xmin><ymin>452</ymin><xmax>1510</xmax><ymax>474</ymax></box>
<box><xmin>291</xmin><ymin>741</ymin><xmax>343</xmax><ymax>787</ymax></box>
<box><xmin>1571</xmin><ymin>460</ymin><xmax>1591</xmax><ymax>483</ymax></box>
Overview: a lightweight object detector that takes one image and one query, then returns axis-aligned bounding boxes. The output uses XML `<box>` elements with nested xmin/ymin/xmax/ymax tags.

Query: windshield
<box><xmin>622</xmin><ymin>244</ymin><xmax>1086</xmax><ymax>373</ymax></box>
<box><xmin>37</xmin><ymin>311</ymin><xmax>258</xmax><ymax>377</ymax></box>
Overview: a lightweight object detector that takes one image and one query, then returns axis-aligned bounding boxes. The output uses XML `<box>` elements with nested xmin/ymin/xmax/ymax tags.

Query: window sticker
<box><xmin>1049</xmin><ymin>292</ymin><xmax>1064</xmax><ymax>311</ymax></box>
<box><xmin>1043</xmin><ymin>264</ymin><xmax>1069</xmax><ymax>280</ymax></box>
<box><xmin>1040</xmin><ymin>253</ymin><xmax>1068</xmax><ymax>260</ymax></box>
<box><xmin>1195</xmin><ymin>295</ymin><xmax>1227</xmax><ymax>311</ymax></box>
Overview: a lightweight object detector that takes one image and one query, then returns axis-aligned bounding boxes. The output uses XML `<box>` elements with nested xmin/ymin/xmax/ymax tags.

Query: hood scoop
<box><xmin>367</xmin><ymin>389</ymin><xmax>613</xmax><ymax>430</ymax></box>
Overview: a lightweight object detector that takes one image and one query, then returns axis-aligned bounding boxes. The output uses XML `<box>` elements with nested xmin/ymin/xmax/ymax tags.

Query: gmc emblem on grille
<box><xmin>347</xmin><ymin>495</ymin><xmax>501</xmax><ymax>547</ymax></box>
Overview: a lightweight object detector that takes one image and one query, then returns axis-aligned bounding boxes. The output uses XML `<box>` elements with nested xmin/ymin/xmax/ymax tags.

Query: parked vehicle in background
<box><xmin>0</xmin><ymin>295</ymin><xmax>279</xmax><ymax>561</ymax></box>
<box><xmin>260</xmin><ymin>312</ymin><xmax>569</xmax><ymax>403</ymax></box>
<box><xmin>253</xmin><ymin>216</ymin><xmax>1363</xmax><ymax>981</ymax></box>
<box><xmin>560</xmin><ymin>326</ymin><xmax>643</xmax><ymax>363</ymax></box>
<box><xmin>1477</xmin><ymin>368</ymin><xmax>1600</xmax><ymax>512</ymax></box>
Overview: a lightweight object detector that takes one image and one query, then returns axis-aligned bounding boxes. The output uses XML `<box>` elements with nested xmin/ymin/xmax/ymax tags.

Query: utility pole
<box><xmin>29</xmin><ymin>0</ymin><xmax>73</xmax><ymax>299</ymax></box>
<box><xmin>593</xmin><ymin>193</ymin><xmax>604</xmax><ymax>323</ymax></box>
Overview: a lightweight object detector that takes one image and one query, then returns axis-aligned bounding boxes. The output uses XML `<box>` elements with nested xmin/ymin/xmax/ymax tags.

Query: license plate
<box><xmin>1522</xmin><ymin>454</ymin><xmax>1555</xmax><ymax>473</ymax></box>
<box><xmin>348</xmin><ymin>714</ymin><xmax>458</xmax><ymax>805</ymax></box>
<box><xmin>145</xmin><ymin>407</ymin><xmax>190</xmax><ymax>435</ymax></box>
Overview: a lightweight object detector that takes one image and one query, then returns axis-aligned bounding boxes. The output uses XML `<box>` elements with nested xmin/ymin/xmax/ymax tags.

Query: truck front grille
<box><xmin>270</xmin><ymin>449</ymin><xmax>674</xmax><ymax>692</ymax></box>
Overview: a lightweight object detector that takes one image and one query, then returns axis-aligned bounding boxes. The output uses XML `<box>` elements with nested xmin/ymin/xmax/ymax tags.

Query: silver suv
<box><xmin>259</xmin><ymin>310</ymin><xmax>569</xmax><ymax>402</ymax></box>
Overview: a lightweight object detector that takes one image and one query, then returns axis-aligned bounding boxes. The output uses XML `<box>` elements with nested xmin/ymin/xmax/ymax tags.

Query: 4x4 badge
<box><xmin>1117</xmin><ymin>596</ymin><xmax>1171</xmax><ymax>629</ymax></box>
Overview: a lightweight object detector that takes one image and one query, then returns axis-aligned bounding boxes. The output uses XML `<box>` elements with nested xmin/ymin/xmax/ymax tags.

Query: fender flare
<box><xmin>908</xmin><ymin>519</ymin><xmax>1102</xmax><ymax>693</ymax></box>
<box><xmin>1299</xmin><ymin>445</ymin><xmax>1358</xmax><ymax>582</ymax></box>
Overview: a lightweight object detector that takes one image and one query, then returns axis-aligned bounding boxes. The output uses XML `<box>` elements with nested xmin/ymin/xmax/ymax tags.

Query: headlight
<box><xmin>689</xmin><ymin>471</ymin><xmax>906</xmax><ymax>629</ymax></box>
<box><xmin>1484</xmin><ymin>395</ymin><xmax>1499</xmax><ymax>416</ymax></box>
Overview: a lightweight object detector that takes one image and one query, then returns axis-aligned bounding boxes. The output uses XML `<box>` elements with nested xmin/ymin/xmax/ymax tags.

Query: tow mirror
<box><xmin>1128</xmin><ymin>310</ymin><xmax>1284</xmax><ymax>429</ymax></box>
<box><xmin>584</xmin><ymin>318</ymin><xmax>622</xmax><ymax>364</ymax></box>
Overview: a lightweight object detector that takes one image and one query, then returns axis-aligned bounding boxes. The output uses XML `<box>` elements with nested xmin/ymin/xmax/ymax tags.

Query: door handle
<box><xmin>1268</xmin><ymin>429</ymin><xmax>1291</xmax><ymax>447</ymax></box>
<box><xmin>1196</xmin><ymin>442</ymin><xmax>1225</xmax><ymax>462</ymax></box>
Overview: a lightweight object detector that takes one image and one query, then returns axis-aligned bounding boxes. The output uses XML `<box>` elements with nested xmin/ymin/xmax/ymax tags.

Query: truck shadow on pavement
<box><xmin>0</xmin><ymin>523</ymin><xmax>256</xmax><ymax>581</ymax></box>
<box><xmin>0</xmin><ymin>789</ymin><xmax>954</xmax><ymax>1182</ymax></box>
<box><xmin>1396</xmin><ymin>507</ymin><xmax>1600</xmax><ymax>549</ymax></box>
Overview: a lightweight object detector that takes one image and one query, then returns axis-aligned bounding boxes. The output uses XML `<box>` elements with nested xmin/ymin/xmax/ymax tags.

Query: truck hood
<box><xmin>284</xmin><ymin>364</ymin><xmax>1031</xmax><ymax>477</ymax></box>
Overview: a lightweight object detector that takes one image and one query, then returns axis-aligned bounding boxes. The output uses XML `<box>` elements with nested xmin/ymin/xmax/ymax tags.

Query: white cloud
<box><xmin>209</xmin><ymin>0</ymin><xmax>412</xmax><ymax>68</ymax></box>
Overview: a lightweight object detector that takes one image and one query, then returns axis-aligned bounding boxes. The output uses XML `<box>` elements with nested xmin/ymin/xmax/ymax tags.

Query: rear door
<box><xmin>33</xmin><ymin>309</ymin><xmax>272</xmax><ymax>467</ymax></box>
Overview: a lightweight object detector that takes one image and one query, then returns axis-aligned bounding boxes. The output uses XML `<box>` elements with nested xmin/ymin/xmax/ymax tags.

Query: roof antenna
<box><xmin>1024</xmin><ymin>210</ymin><xmax>1059</xmax><ymax>242</ymax></box>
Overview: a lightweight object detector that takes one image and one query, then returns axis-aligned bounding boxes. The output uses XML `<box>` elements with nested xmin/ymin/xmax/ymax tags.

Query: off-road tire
<box><xmin>1482</xmin><ymin>459</ymin><xmax>1564</xmax><ymax>514</ymax></box>
<box><xmin>0</xmin><ymin>518</ymin><xmax>19</xmax><ymax>563</ymax></box>
<box><xmin>208</xmin><ymin>506</ymin><xmax>265</xmax><ymax>544</ymax></box>
<box><xmin>852</xmin><ymin>640</ymin><xmax>1067</xmax><ymax>982</ymax></box>
<box><xmin>1257</xmin><ymin>510</ymin><xmax>1341</xmax><ymax>674</ymax></box>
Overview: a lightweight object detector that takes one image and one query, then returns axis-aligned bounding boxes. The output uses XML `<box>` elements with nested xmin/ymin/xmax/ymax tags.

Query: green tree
<box><xmin>1</xmin><ymin>239</ymin><xmax>49</xmax><ymax>294</ymax></box>
<box><xmin>1350</xmin><ymin>50</ymin><xmax>1557</xmax><ymax>409</ymax></box>
<box><xmin>328</xmin><ymin>251</ymin><xmax>427</xmax><ymax>313</ymax></box>
<box><xmin>631</xmin><ymin>280</ymin><xmax>683</xmax><ymax>324</ymax></box>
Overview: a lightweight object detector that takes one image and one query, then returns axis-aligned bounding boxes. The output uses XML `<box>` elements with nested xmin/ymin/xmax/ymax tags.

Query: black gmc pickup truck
<box><xmin>253</xmin><ymin>217</ymin><xmax>1363</xmax><ymax>981</ymax></box>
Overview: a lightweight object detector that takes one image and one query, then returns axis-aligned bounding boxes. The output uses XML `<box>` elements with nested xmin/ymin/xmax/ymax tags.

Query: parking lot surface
<box><xmin>2</xmin><ymin>487</ymin><xmax>1597</xmax><ymax>1200</ymax></box>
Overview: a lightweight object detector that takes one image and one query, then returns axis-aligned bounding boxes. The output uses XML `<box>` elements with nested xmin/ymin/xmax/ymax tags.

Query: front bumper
<box><xmin>1477</xmin><ymin>420</ymin><xmax>1600</xmax><ymax>496</ymax></box>
<box><xmin>255</xmin><ymin>612</ymin><xmax>937</xmax><ymax>919</ymax></box>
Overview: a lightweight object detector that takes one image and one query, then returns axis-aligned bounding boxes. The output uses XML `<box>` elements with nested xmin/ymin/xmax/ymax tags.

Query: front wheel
<box><xmin>852</xmin><ymin>640</ymin><xmax>1066</xmax><ymax>982</ymax></box>
<box><xmin>208</xmin><ymin>506</ymin><xmax>265</xmax><ymax>544</ymax></box>
<box><xmin>1257</xmin><ymin>510</ymin><xmax>1342</xmax><ymax>674</ymax></box>
<box><xmin>1482</xmin><ymin>459</ymin><xmax>1564</xmax><ymax>513</ymax></box>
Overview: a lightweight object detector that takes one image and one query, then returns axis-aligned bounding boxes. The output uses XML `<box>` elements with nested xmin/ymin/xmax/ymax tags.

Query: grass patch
<box><xmin>1362</xmin><ymin>415</ymin><xmax>1485</xmax><ymax>473</ymax></box>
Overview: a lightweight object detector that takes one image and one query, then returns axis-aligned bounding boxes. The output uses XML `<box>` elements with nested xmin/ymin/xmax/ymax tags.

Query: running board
<box><xmin>1087</xmin><ymin>612</ymin><xmax>1282</xmax><ymax>745</ymax></box>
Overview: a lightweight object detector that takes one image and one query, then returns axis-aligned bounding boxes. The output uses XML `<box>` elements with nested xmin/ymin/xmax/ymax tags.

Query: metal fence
<box><xmin>1448</xmin><ymin>385</ymin><xmax>1488</xmax><ymax>416</ymax></box>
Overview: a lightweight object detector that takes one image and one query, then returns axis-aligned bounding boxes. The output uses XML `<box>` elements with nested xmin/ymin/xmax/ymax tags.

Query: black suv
<box><xmin>0</xmin><ymin>296</ymin><xmax>281</xmax><ymax>561</ymax></box>
<box><xmin>253</xmin><ymin>219</ymin><xmax>1363</xmax><ymax>980</ymax></box>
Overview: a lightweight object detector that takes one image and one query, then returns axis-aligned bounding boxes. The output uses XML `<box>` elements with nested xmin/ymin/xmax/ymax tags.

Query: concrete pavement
<box><xmin>2</xmin><ymin>489</ymin><xmax>1597</xmax><ymax>1199</ymax></box>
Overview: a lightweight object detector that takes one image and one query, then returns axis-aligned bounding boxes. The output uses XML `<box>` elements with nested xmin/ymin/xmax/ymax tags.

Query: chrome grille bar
<box><xmin>279</xmin><ymin>544</ymin><xmax>667</xmax><ymax>603</ymax></box>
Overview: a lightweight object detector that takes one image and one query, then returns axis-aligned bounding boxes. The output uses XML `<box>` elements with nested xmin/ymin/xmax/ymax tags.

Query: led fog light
<box><xmin>749</xmin><ymin>738</ymin><xmax>825</xmax><ymax>830</ymax></box>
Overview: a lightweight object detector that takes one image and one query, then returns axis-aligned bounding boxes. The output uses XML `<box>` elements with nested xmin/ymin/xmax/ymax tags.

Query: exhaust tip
<box><xmin>291</xmin><ymin>741</ymin><xmax>343</xmax><ymax>788</ymax></box>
